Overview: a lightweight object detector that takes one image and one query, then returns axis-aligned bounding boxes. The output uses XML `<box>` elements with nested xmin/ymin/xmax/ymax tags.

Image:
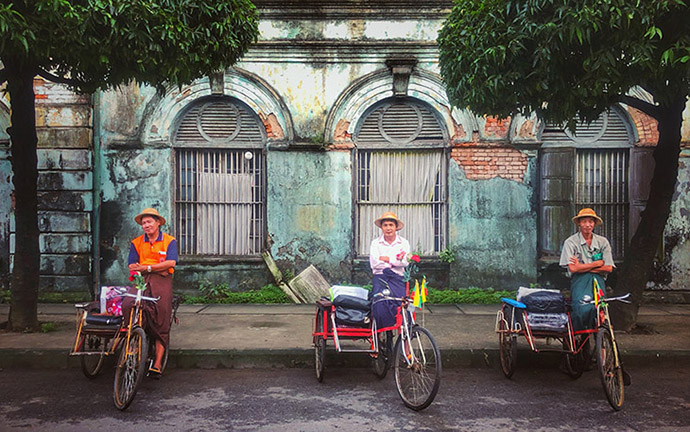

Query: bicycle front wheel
<box><xmin>393</xmin><ymin>326</ymin><xmax>441</xmax><ymax>411</ymax></box>
<box><xmin>596</xmin><ymin>327</ymin><xmax>624</xmax><ymax>410</ymax></box>
<box><xmin>80</xmin><ymin>334</ymin><xmax>106</xmax><ymax>379</ymax></box>
<box><xmin>113</xmin><ymin>326</ymin><xmax>148</xmax><ymax>411</ymax></box>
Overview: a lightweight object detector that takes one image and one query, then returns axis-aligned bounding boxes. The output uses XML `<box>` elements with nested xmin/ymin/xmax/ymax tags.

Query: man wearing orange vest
<box><xmin>125</xmin><ymin>208</ymin><xmax>178</xmax><ymax>378</ymax></box>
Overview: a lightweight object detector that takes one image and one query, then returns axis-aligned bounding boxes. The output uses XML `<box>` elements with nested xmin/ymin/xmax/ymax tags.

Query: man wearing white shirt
<box><xmin>369</xmin><ymin>211</ymin><xmax>410</xmax><ymax>329</ymax></box>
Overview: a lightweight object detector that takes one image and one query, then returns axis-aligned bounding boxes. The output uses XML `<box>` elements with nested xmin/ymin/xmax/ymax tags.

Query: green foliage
<box><xmin>428</xmin><ymin>287</ymin><xmax>514</xmax><ymax>304</ymax></box>
<box><xmin>0</xmin><ymin>0</ymin><xmax>260</xmax><ymax>91</ymax></box>
<box><xmin>439</xmin><ymin>248</ymin><xmax>456</xmax><ymax>264</ymax></box>
<box><xmin>0</xmin><ymin>290</ymin><xmax>91</xmax><ymax>304</ymax></box>
<box><xmin>283</xmin><ymin>269</ymin><xmax>296</xmax><ymax>282</ymax></box>
<box><xmin>40</xmin><ymin>322</ymin><xmax>57</xmax><ymax>333</ymax></box>
<box><xmin>437</xmin><ymin>0</ymin><xmax>690</xmax><ymax>125</ymax></box>
<box><xmin>188</xmin><ymin>282</ymin><xmax>291</xmax><ymax>304</ymax></box>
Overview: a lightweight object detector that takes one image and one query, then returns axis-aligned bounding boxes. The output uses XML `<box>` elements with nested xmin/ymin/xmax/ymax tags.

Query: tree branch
<box><xmin>618</xmin><ymin>94</ymin><xmax>660</xmax><ymax>119</ymax></box>
<box><xmin>36</xmin><ymin>67</ymin><xmax>86</xmax><ymax>88</ymax></box>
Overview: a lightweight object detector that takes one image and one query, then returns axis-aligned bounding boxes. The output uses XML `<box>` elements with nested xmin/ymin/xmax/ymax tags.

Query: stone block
<box><xmin>38</xmin><ymin>171</ymin><xmax>92</xmax><ymax>191</ymax></box>
<box><xmin>38</xmin><ymin>149</ymin><xmax>92</xmax><ymax>170</ymax></box>
<box><xmin>37</xmin><ymin>128</ymin><xmax>92</xmax><ymax>149</ymax></box>
<box><xmin>39</xmin><ymin>234</ymin><xmax>92</xmax><ymax>254</ymax></box>
<box><xmin>38</xmin><ymin>212</ymin><xmax>91</xmax><ymax>233</ymax></box>
<box><xmin>38</xmin><ymin>191</ymin><xmax>93</xmax><ymax>212</ymax></box>
<box><xmin>40</xmin><ymin>254</ymin><xmax>91</xmax><ymax>274</ymax></box>
<box><xmin>35</xmin><ymin>105</ymin><xmax>91</xmax><ymax>128</ymax></box>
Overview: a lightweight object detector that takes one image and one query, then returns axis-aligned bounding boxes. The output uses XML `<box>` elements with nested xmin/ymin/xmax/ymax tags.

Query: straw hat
<box><xmin>134</xmin><ymin>208</ymin><xmax>166</xmax><ymax>226</ymax></box>
<box><xmin>374</xmin><ymin>211</ymin><xmax>404</xmax><ymax>230</ymax></box>
<box><xmin>572</xmin><ymin>208</ymin><xmax>603</xmax><ymax>226</ymax></box>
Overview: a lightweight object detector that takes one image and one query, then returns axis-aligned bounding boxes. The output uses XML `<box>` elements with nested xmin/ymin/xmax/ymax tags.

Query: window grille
<box><xmin>575</xmin><ymin>149</ymin><xmax>629</xmax><ymax>259</ymax></box>
<box><xmin>173</xmin><ymin>97</ymin><xmax>265</xmax><ymax>256</ymax></box>
<box><xmin>354</xmin><ymin>98</ymin><xmax>448</xmax><ymax>256</ymax></box>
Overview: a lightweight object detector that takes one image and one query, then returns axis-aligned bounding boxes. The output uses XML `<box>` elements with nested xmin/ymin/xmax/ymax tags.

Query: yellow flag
<box><xmin>413</xmin><ymin>279</ymin><xmax>421</xmax><ymax>308</ymax></box>
<box><xmin>421</xmin><ymin>277</ymin><xmax>427</xmax><ymax>303</ymax></box>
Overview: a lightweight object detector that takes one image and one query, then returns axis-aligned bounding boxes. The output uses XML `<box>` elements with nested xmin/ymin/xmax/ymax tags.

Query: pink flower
<box><xmin>410</xmin><ymin>254</ymin><xmax>421</xmax><ymax>263</ymax></box>
<box><xmin>396</xmin><ymin>251</ymin><xmax>406</xmax><ymax>261</ymax></box>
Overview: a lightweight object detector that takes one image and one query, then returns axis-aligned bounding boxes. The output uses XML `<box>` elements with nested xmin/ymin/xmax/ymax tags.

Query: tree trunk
<box><xmin>612</xmin><ymin>97</ymin><xmax>686</xmax><ymax>331</ymax></box>
<box><xmin>6</xmin><ymin>61</ymin><xmax>40</xmax><ymax>331</ymax></box>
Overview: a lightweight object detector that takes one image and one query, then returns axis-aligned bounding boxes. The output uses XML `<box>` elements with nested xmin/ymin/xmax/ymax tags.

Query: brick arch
<box><xmin>143</xmin><ymin>68</ymin><xmax>293</xmax><ymax>147</ymax></box>
<box><xmin>324</xmin><ymin>68</ymin><xmax>462</xmax><ymax>147</ymax></box>
<box><xmin>625</xmin><ymin>105</ymin><xmax>658</xmax><ymax>147</ymax></box>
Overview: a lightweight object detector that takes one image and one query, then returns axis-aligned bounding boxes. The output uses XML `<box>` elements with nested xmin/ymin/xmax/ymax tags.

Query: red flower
<box><xmin>410</xmin><ymin>254</ymin><xmax>421</xmax><ymax>263</ymax></box>
<box><xmin>128</xmin><ymin>271</ymin><xmax>138</xmax><ymax>282</ymax></box>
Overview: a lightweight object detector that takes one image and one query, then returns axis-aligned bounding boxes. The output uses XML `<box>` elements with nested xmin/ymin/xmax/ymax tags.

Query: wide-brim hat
<box><xmin>374</xmin><ymin>211</ymin><xmax>404</xmax><ymax>230</ymax></box>
<box><xmin>135</xmin><ymin>208</ymin><xmax>166</xmax><ymax>226</ymax></box>
<box><xmin>572</xmin><ymin>208</ymin><xmax>603</xmax><ymax>226</ymax></box>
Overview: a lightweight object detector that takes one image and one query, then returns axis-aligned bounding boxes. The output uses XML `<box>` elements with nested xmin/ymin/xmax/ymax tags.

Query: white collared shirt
<box><xmin>369</xmin><ymin>234</ymin><xmax>410</xmax><ymax>276</ymax></box>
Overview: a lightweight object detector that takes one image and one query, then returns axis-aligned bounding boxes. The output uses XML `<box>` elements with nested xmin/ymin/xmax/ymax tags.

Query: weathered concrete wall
<box><xmin>267</xmin><ymin>150</ymin><xmax>353</xmax><ymax>283</ymax></box>
<box><xmin>448</xmin><ymin>152</ymin><xmax>539</xmax><ymax>289</ymax></box>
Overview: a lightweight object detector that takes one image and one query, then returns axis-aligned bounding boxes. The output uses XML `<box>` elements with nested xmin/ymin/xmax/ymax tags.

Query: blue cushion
<box><xmin>501</xmin><ymin>298</ymin><xmax>526</xmax><ymax>309</ymax></box>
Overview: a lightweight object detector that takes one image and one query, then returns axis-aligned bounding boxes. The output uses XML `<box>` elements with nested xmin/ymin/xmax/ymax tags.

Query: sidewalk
<box><xmin>1</xmin><ymin>303</ymin><xmax>689</xmax><ymax>369</ymax></box>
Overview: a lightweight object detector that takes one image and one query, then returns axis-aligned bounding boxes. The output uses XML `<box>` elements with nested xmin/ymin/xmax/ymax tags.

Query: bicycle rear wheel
<box><xmin>564</xmin><ymin>335</ymin><xmax>589</xmax><ymax>379</ymax></box>
<box><xmin>372</xmin><ymin>331</ymin><xmax>392</xmax><ymax>379</ymax></box>
<box><xmin>498</xmin><ymin>309</ymin><xmax>517</xmax><ymax>378</ymax></box>
<box><xmin>80</xmin><ymin>334</ymin><xmax>106</xmax><ymax>378</ymax></box>
<box><xmin>314</xmin><ymin>310</ymin><xmax>326</xmax><ymax>382</ymax></box>
<box><xmin>596</xmin><ymin>327</ymin><xmax>624</xmax><ymax>410</ymax></box>
<box><xmin>394</xmin><ymin>326</ymin><xmax>441</xmax><ymax>411</ymax></box>
<box><xmin>113</xmin><ymin>327</ymin><xmax>148</xmax><ymax>411</ymax></box>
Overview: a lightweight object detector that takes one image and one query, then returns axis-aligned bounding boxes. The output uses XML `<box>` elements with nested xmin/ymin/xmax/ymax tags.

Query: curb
<box><xmin>2</xmin><ymin>348</ymin><xmax>689</xmax><ymax>371</ymax></box>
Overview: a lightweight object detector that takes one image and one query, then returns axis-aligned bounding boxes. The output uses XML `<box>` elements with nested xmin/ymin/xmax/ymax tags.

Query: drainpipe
<box><xmin>91</xmin><ymin>91</ymin><xmax>102</xmax><ymax>300</ymax></box>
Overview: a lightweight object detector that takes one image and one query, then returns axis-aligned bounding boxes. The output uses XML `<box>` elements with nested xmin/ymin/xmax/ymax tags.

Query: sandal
<box><xmin>148</xmin><ymin>366</ymin><xmax>162</xmax><ymax>379</ymax></box>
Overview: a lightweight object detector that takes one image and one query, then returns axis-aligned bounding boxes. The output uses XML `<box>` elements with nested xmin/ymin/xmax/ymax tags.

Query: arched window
<box><xmin>540</xmin><ymin>108</ymin><xmax>644</xmax><ymax>261</ymax></box>
<box><xmin>354</xmin><ymin>97</ymin><xmax>448</xmax><ymax>256</ymax></box>
<box><xmin>173</xmin><ymin>96</ymin><xmax>266</xmax><ymax>256</ymax></box>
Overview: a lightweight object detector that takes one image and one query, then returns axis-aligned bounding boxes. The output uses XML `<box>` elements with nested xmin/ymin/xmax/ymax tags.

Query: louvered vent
<box><xmin>174</xmin><ymin>99</ymin><xmax>265</xmax><ymax>147</ymax></box>
<box><xmin>542</xmin><ymin>110</ymin><xmax>632</xmax><ymax>147</ymax></box>
<box><xmin>356</xmin><ymin>101</ymin><xmax>445</xmax><ymax>146</ymax></box>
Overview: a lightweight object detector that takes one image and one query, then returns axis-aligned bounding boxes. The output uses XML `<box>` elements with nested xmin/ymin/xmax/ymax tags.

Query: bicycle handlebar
<box><xmin>581</xmin><ymin>293</ymin><xmax>631</xmax><ymax>305</ymax></box>
<box><xmin>120</xmin><ymin>292</ymin><xmax>159</xmax><ymax>302</ymax></box>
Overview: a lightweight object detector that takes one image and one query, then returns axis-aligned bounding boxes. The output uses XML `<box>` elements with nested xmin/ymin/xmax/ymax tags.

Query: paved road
<box><xmin>1</xmin><ymin>364</ymin><xmax>689</xmax><ymax>431</ymax></box>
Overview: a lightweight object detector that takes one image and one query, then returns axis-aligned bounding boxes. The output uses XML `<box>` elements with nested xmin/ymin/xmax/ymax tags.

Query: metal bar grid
<box><xmin>174</xmin><ymin>148</ymin><xmax>264</xmax><ymax>256</ymax></box>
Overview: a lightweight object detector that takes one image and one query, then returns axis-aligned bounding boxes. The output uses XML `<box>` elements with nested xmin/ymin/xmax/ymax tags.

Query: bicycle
<box><xmin>496</xmin><ymin>286</ymin><xmax>630</xmax><ymax>411</ymax></box>
<box><xmin>313</xmin><ymin>287</ymin><xmax>442</xmax><ymax>411</ymax></box>
<box><xmin>71</xmin><ymin>288</ymin><xmax>180</xmax><ymax>410</ymax></box>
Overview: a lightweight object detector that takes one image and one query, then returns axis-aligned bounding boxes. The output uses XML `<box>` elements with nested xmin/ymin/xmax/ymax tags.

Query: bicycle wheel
<box><xmin>113</xmin><ymin>327</ymin><xmax>148</xmax><ymax>411</ymax></box>
<box><xmin>394</xmin><ymin>326</ymin><xmax>441</xmax><ymax>411</ymax></box>
<box><xmin>372</xmin><ymin>331</ymin><xmax>392</xmax><ymax>379</ymax></box>
<box><xmin>498</xmin><ymin>312</ymin><xmax>517</xmax><ymax>378</ymax></box>
<box><xmin>596</xmin><ymin>327</ymin><xmax>624</xmax><ymax>410</ymax></box>
<box><xmin>314</xmin><ymin>310</ymin><xmax>326</xmax><ymax>382</ymax></box>
<box><xmin>80</xmin><ymin>334</ymin><xmax>106</xmax><ymax>379</ymax></box>
<box><xmin>564</xmin><ymin>335</ymin><xmax>589</xmax><ymax>379</ymax></box>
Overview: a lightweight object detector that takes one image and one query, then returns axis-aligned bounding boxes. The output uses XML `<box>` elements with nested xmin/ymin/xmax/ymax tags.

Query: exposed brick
<box><xmin>626</xmin><ymin>106</ymin><xmax>659</xmax><ymax>147</ymax></box>
<box><xmin>450</xmin><ymin>145</ymin><xmax>529</xmax><ymax>182</ymax></box>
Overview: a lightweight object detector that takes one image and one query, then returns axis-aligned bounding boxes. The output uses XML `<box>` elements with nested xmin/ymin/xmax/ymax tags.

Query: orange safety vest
<box><xmin>131</xmin><ymin>232</ymin><xmax>176</xmax><ymax>274</ymax></box>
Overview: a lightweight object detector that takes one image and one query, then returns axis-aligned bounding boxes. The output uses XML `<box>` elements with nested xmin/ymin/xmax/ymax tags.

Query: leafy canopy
<box><xmin>0</xmin><ymin>0</ymin><xmax>260</xmax><ymax>90</ymax></box>
<box><xmin>437</xmin><ymin>0</ymin><xmax>690</xmax><ymax>124</ymax></box>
